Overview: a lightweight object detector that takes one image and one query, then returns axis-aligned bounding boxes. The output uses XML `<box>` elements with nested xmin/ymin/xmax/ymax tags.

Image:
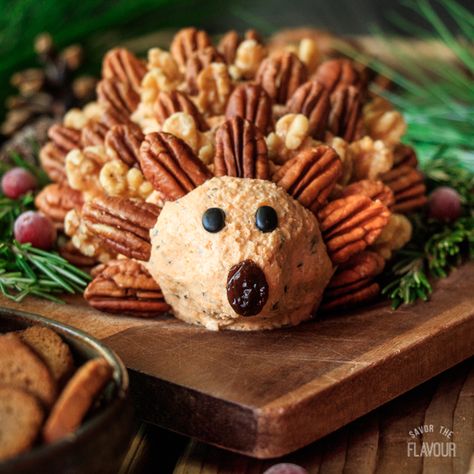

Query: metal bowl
<box><xmin>0</xmin><ymin>307</ymin><xmax>134</xmax><ymax>474</ymax></box>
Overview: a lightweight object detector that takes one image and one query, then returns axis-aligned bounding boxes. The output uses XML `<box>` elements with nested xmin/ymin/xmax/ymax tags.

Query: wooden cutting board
<box><xmin>1</xmin><ymin>262</ymin><xmax>473</xmax><ymax>459</ymax></box>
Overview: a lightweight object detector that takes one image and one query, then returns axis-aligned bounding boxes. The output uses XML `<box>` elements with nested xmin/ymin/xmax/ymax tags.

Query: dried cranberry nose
<box><xmin>226</xmin><ymin>260</ymin><xmax>269</xmax><ymax>316</ymax></box>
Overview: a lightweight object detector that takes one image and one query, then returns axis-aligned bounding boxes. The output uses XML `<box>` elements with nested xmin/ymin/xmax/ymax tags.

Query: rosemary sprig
<box><xmin>0</xmin><ymin>241</ymin><xmax>91</xmax><ymax>303</ymax></box>
<box><xmin>382</xmin><ymin>215</ymin><xmax>474</xmax><ymax>308</ymax></box>
<box><xmin>382</xmin><ymin>252</ymin><xmax>432</xmax><ymax>309</ymax></box>
<box><xmin>1</xmin><ymin>147</ymin><xmax>90</xmax><ymax>303</ymax></box>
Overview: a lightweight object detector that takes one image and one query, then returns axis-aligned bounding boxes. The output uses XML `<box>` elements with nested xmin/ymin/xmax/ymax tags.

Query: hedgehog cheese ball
<box><xmin>148</xmin><ymin>177</ymin><xmax>332</xmax><ymax>330</ymax></box>
<box><xmin>80</xmin><ymin>129</ymin><xmax>391</xmax><ymax>330</ymax></box>
<box><xmin>36</xmin><ymin>27</ymin><xmax>427</xmax><ymax>330</ymax></box>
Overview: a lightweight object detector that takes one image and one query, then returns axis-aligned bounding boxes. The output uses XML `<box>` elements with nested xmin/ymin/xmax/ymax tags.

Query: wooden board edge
<box><xmin>109</xmin><ymin>306</ymin><xmax>474</xmax><ymax>459</ymax></box>
<box><xmin>126</xmin><ymin>369</ymin><xmax>260</xmax><ymax>454</ymax></box>
<box><xmin>251</xmin><ymin>308</ymin><xmax>474</xmax><ymax>458</ymax></box>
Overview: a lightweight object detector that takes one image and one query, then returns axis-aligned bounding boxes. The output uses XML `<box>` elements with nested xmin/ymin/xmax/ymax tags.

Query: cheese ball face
<box><xmin>148</xmin><ymin>177</ymin><xmax>333</xmax><ymax>330</ymax></box>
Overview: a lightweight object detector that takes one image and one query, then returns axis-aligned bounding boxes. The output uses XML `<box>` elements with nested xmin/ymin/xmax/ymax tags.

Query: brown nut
<box><xmin>82</xmin><ymin>195</ymin><xmax>161</xmax><ymax>261</ymax></box>
<box><xmin>65</xmin><ymin>147</ymin><xmax>108</xmax><ymax>198</ymax></box>
<box><xmin>363</xmin><ymin>97</ymin><xmax>406</xmax><ymax>146</ymax></box>
<box><xmin>313</xmin><ymin>58</ymin><xmax>363</xmax><ymax>93</ymax></box>
<box><xmin>101</xmin><ymin>48</ymin><xmax>146</xmax><ymax>94</ymax></box>
<box><xmin>256</xmin><ymin>51</ymin><xmax>307</xmax><ymax>104</ymax></box>
<box><xmin>273</xmin><ymin>145</ymin><xmax>342</xmax><ymax>213</ymax></box>
<box><xmin>393</xmin><ymin>143</ymin><xmax>418</xmax><ymax>169</ymax></box>
<box><xmin>185</xmin><ymin>46</ymin><xmax>225</xmax><ymax>95</ymax></box>
<box><xmin>84</xmin><ymin>259</ymin><xmax>170</xmax><ymax>316</ymax></box>
<box><xmin>64</xmin><ymin>209</ymin><xmax>115</xmax><ymax>263</ymax></box>
<box><xmin>381</xmin><ymin>165</ymin><xmax>427</xmax><ymax>213</ymax></box>
<box><xmin>35</xmin><ymin>183</ymin><xmax>84</xmax><ymax>229</ymax></box>
<box><xmin>47</xmin><ymin>124</ymin><xmax>82</xmax><ymax>153</ymax></box>
<box><xmin>372</xmin><ymin>213</ymin><xmax>412</xmax><ymax>260</ymax></box>
<box><xmin>321</xmin><ymin>251</ymin><xmax>385</xmax><ymax>311</ymax></box>
<box><xmin>322</xmin><ymin>282</ymin><xmax>380</xmax><ymax>312</ymax></box>
<box><xmin>232</xmin><ymin>39</ymin><xmax>267</xmax><ymax>80</ymax></box>
<box><xmin>139</xmin><ymin>132</ymin><xmax>213</xmax><ymax>201</ymax></box>
<box><xmin>39</xmin><ymin>142</ymin><xmax>67</xmax><ymax>183</ymax></box>
<box><xmin>97</xmin><ymin>78</ymin><xmax>140</xmax><ymax>117</ymax></box>
<box><xmin>286</xmin><ymin>80</ymin><xmax>330</xmax><ymax>139</ymax></box>
<box><xmin>341</xmin><ymin>179</ymin><xmax>395</xmax><ymax>208</ymax></box>
<box><xmin>154</xmin><ymin>90</ymin><xmax>207</xmax><ymax>131</ymax></box>
<box><xmin>217</xmin><ymin>29</ymin><xmax>262</xmax><ymax>64</ymax></box>
<box><xmin>59</xmin><ymin>240</ymin><xmax>97</xmax><ymax>268</ymax></box>
<box><xmin>349</xmin><ymin>136</ymin><xmax>393</xmax><ymax>182</ymax></box>
<box><xmin>318</xmin><ymin>194</ymin><xmax>391</xmax><ymax>264</ymax></box>
<box><xmin>214</xmin><ymin>117</ymin><xmax>269</xmax><ymax>179</ymax></box>
<box><xmin>225</xmin><ymin>83</ymin><xmax>273</xmax><ymax>133</ymax></box>
<box><xmin>328</xmin><ymin>85</ymin><xmax>363</xmax><ymax>142</ymax></box>
<box><xmin>105</xmin><ymin>124</ymin><xmax>144</xmax><ymax>166</ymax></box>
<box><xmin>195</xmin><ymin>63</ymin><xmax>233</xmax><ymax>115</ymax></box>
<box><xmin>170</xmin><ymin>27</ymin><xmax>211</xmax><ymax>69</ymax></box>
<box><xmin>81</xmin><ymin>121</ymin><xmax>109</xmax><ymax>147</ymax></box>
<box><xmin>100</xmin><ymin>105</ymin><xmax>134</xmax><ymax>129</ymax></box>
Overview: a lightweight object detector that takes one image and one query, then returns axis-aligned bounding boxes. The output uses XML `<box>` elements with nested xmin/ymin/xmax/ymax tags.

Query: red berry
<box><xmin>263</xmin><ymin>464</ymin><xmax>308</xmax><ymax>474</ymax></box>
<box><xmin>1</xmin><ymin>167</ymin><xmax>37</xmax><ymax>199</ymax></box>
<box><xmin>14</xmin><ymin>211</ymin><xmax>57</xmax><ymax>250</ymax></box>
<box><xmin>428</xmin><ymin>186</ymin><xmax>462</xmax><ymax>222</ymax></box>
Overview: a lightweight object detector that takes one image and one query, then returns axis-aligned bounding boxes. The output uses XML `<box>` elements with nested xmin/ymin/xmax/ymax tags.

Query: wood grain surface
<box><xmin>1</xmin><ymin>262</ymin><xmax>473</xmax><ymax>458</ymax></box>
<box><xmin>170</xmin><ymin>359</ymin><xmax>474</xmax><ymax>473</ymax></box>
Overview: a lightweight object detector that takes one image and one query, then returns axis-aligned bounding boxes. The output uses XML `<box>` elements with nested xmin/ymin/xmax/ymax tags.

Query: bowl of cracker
<box><xmin>0</xmin><ymin>307</ymin><xmax>133</xmax><ymax>474</ymax></box>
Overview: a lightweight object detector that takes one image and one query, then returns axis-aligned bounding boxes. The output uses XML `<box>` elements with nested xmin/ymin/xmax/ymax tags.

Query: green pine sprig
<box><xmin>382</xmin><ymin>213</ymin><xmax>474</xmax><ymax>309</ymax></box>
<box><xmin>382</xmin><ymin>252</ymin><xmax>432</xmax><ymax>309</ymax></box>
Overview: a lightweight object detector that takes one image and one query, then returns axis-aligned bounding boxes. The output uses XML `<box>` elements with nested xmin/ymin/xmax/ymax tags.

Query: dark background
<box><xmin>168</xmin><ymin>0</ymin><xmax>471</xmax><ymax>35</ymax></box>
<box><xmin>0</xmin><ymin>0</ymin><xmax>470</xmax><ymax>113</ymax></box>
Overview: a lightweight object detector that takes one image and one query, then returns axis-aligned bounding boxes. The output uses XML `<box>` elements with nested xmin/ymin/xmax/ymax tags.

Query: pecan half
<box><xmin>82</xmin><ymin>196</ymin><xmax>161</xmax><ymax>261</ymax></box>
<box><xmin>313</xmin><ymin>59</ymin><xmax>363</xmax><ymax>93</ymax></box>
<box><xmin>185</xmin><ymin>46</ymin><xmax>225</xmax><ymax>95</ymax></box>
<box><xmin>100</xmin><ymin>106</ymin><xmax>133</xmax><ymax>129</ymax></box>
<box><xmin>393</xmin><ymin>143</ymin><xmax>418</xmax><ymax>169</ymax></box>
<box><xmin>318</xmin><ymin>194</ymin><xmax>391</xmax><ymax>264</ymax></box>
<box><xmin>256</xmin><ymin>52</ymin><xmax>308</xmax><ymax>104</ymax></box>
<box><xmin>321</xmin><ymin>251</ymin><xmax>384</xmax><ymax>311</ymax></box>
<box><xmin>381</xmin><ymin>165</ymin><xmax>427</xmax><ymax>213</ymax></box>
<box><xmin>48</xmin><ymin>124</ymin><xmax>82</xmax><ymax>153</ymax></box>
<box><xmin>59</xmin><ymin>240</ymin><xmax>97</xmax><ymax>268</ymax></box>
<box><xmin>35</xmin><ymin>183</ymin><xmax>84</xmax><ymax>229</ymax></box>
<box><xmin>170</xmin><ymin>27</ymin><xmax>211</xmax><ymax>68</ymax></box>
<box><xmin>273</xmin><ymin>145</ymin><xmax>342</xmax><ymax>213</ymax></box>
<box><xmin>84</xmin><ymin>259</ymin><xmax>170</xmax><ymax>316</ymax></box>
<box><xmin>139</xmin><ymin>132</ymin><xmax>212</xmax><ymax>200</ymax></box>
<box><xmin>81</xmin><ymin>120</ymin><xmax>109</xmax><ymax>147</ymax></box>
<box><xmin>154</xmin><ymin>90</ymin><xmax>207</xmax><ymax>131</ymax></box>
<box><xmin>39</xmin><ymin>142</ymin><xmax>67</xmax><ymax>183</ymax></box>
<box><xmin>341</xmin><ymin>179</ymin><xmax>395</xmax><ymax>208</ymax></box>
<box><xmin>97</xmin><ymin>78</ymin><xmax>140</xmax><ymax>117</ymax></box>
<box><xmin>217</xmin><ymin>29</ymin><xmax>262</xmax><ymax>64</ymax></box>
<box><xmin>214</xmin><ymin>117</ymin><xmax>269</xmax><ymax>179</ymax></box>
<box><xmin>225</xmin><ymin>83</ymin><xmax>273</xmax><ymax>133</ymax></box>
<box><xmin>328</xmin><ymin>85</ymin><xmax>363</xmax><ymax>142</ymax></box>
<box><xmin>105</xmin><ymin>124</ymin><xmax>144</xmax><ymax>166</ymax></box>
<box><xmin>102</xmin><ymin>48</ymin><xmax>146</xmax><ymax>94</ymax></box>
<box><xmin>286</xmin><ymin>80</ymin><xmax>330</xmax><ymax>139</ymax></box>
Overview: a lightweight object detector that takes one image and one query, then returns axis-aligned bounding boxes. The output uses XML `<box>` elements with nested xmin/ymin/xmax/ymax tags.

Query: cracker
<box><xmin>43</xmin><ymin>358</ymin><xmax>113</xmax><ymax>443</ymax></box>
<box><xmin>20</xmin><ymin>326</ymin><xmax>74</xmax><ymax>385</ymax></box>
<box><xmin>0</xmin><ymin>386</ymin><xmax>44</xmax><ymax>461</ymax></box>
<box><xmin>0</xmin><ymin>334</ymin><xmax>56</xmax><ymax>408</ymax></box>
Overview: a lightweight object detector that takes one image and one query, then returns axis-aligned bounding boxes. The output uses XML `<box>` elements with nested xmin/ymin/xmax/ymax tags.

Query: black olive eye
<box><xmin>255</xmin><ymin>206</ymin><xmax>278</xmax><ymax>233</ymax></box>
<box><xmin>202</xmin><ymin>208</ymin><xmax>226</xmax><ymax>233</ymax></box>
